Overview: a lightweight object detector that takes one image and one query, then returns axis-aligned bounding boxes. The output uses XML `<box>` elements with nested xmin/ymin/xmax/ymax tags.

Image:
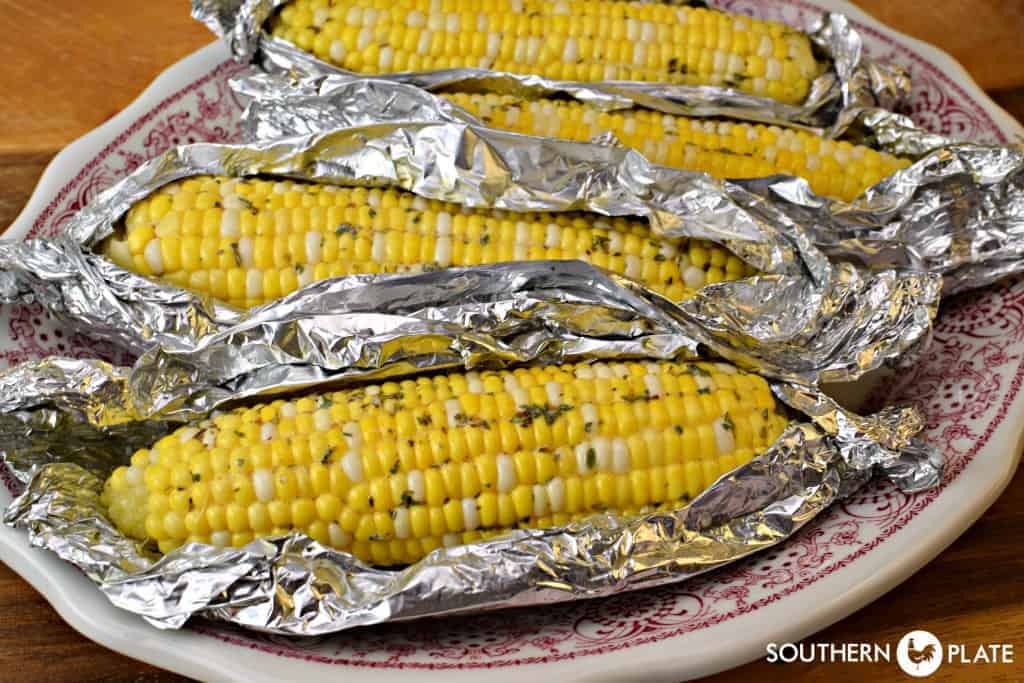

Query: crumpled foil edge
<box><xmin>2</xmin><ymin>352</ymin><xmax>941</xmax><ymax>633</ymax></box>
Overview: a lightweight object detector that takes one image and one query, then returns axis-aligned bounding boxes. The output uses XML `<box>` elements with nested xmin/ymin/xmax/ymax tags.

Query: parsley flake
<box><xmin>510</xmin><ymin>403</ymin><xmax>573</xmax><ymax>427</ymax></box>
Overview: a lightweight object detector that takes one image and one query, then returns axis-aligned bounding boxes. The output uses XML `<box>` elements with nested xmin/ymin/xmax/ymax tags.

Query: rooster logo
<box><xmin>897</xmin><ymin>630</ymin><xmax>943</xmax><ymax>677</ymax></box>
<box><xmin>906</xmin><ymin>639</ymin><xmax>938</xmax><ymax>668</ymax></box>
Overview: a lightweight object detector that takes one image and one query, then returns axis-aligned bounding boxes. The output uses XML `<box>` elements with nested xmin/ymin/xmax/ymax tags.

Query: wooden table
<box><xmin>1</xmin><ymin>2</ymin><xmax>1023</xmax><ymax>681</ymax></box>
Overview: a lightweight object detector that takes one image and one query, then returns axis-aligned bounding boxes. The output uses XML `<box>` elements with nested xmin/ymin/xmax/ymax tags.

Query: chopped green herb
<box><xmin>667</xmin><ymin>57</ymin><xmax>689</xmax><ymax>74</ymax></box>
<box><xmin>591</xmin><ymin>234</ymin><xmax>612</xmax><ymax>252</ymax></box>
<box><xmin>389</xmin><ymin>460</ymin><xmax>400</xmax><ymax>474</ymax></box>
<box><xmin>335</xmin><ymin>223</ymin><xmax>358</xmax><ymax>236</ymax></box>
<box><xmin>454</xmin><ymin>413</ymin><xmax>491</xmax><ymax>429</ymax></box>
<box><xmin>721</xmin><ymin>412</ymin><xmax>734</xmax><ymax>431</ymax></box>
<box><xmin>622</xmin><ymin>390</ymin><xmax>652</xmax><ymax>403</ymax></box>
<box><xmin>689</xmin><ymin>365</ymin><xmax>712</xmax><ymax>377</ymax></box>
<box><xmin>319</xmin><ymin>396</ymin><xmax>333</xmax><ymax>409</ymax></box>
<box><xmin>321</xmin><ymin>447</ymin><xmax>334</xmax><ymax>465</ymax></box>
<box><xmin>697</xmin><ymin>387</ymin><xmax>711</xmax><ymax>395</ymax></box>
<box><xmin>510</xmin><ymin>403</ymin><xmax>574</xmax><ymax>427</ymax></box>
<box><xmin>400</xmin><ymin>490</ymin><xmax>415</xmax><ymax>507</ymax></box>
<box><xmin>237</xmin><ymin>196</ymin><xmax>258</xmax><ymax>214</ymax></box>
<box><xmin>675</xmin><ymin>425</ymin><xmax>684</xmax><ymax>434</ymax></box>
<box><xmin>191</xmin><ymin>473</ymin><xmax>202</xmax><ymax>482</ymax></box>
<box><xmin>229</xmin><ymin>242</ymin><xmax>242</xmax><ymax>266</ymax></box>
<box><xmin>416</xmin><ymin>414</ymin><xmax>433</xmax><ymax>426</ymax></box>
<box><xmin>479</xmin><ymin>234</ymin><xmax>491</xmax><ymax>246</ymax></box>
<box><xmin>586</xmin><ymin>447</ymin><xmax>597</xmax><ymax>470</ymax></box>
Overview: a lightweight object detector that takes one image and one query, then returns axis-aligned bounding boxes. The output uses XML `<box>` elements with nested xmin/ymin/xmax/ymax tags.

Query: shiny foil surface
<box><xmin>4</xmin><ymin>351</ymin><xmax>940</xmax><ymax>632</ymax></box>
<box><xmin>235</xmin><ymin>75</ymin><xmax>1024</xmax><ymax>295</ymax></box>
<box><xmin>191</xmin><ymin>0</ymin><xmax>910</xmax><ymax>132</ymax></box>
<box><xmin>0</xmin><ymin>116</ymin><xmax>942</xmax><ymax>380</ymax></box>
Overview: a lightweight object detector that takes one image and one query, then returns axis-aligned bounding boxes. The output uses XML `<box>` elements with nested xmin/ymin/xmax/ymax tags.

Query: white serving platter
<box><xmin>1</xmin><ymin>0</ymin><xmax>1022</xmax><ymax>680</ymax></box>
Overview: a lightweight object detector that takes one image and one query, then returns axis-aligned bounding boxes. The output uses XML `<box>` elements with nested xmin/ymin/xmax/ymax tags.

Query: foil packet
<box><xmin>0</xmin><ymin>118</ymin><xmax>940</xmax><ymax>380</ymax></box>
<box><xmin>2</xmin><ymin>262</ymin><xmax>942</xmax><ymax>632</ymax></box>
<box><xmin>234</xmin><ymin>75</ymin><xmax>1024</xmax><ymax>294</ymax></box>
<box><xmin>191</xmin><ymin>0</ymin><xmax>910</xmax><ymax>133</ymax></box>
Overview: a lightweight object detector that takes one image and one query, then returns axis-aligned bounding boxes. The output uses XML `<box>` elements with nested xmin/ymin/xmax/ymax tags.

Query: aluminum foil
<box><xmin>191</xmin><ymin>0</ymin><xmax>910</xmax><ymax>133</ymax></box>
<box><xmin>0</xmin><ymin>189</ymin><xmax>943</xmax><ymax>634</ymax></box>
<box><xmin>3</xmin><ymin>341</ymin><xmax>941</xmax><ymax>632</ymax></box>
<box><xmin>0</xmin><ymin>120</ymin><xmax>940</xmax><ymax>382</ymax></box>
<box><xmin>234</xmin><ymin>75</ymin><xmax>1024</xmax><ymax>294</ymax></box>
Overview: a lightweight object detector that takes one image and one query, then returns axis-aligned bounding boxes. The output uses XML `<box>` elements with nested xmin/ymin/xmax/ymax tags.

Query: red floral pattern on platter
<box><xmin>1</xmin><ymin>0</ymin><xmax>1021</xmax><ymax>670</ymax></box>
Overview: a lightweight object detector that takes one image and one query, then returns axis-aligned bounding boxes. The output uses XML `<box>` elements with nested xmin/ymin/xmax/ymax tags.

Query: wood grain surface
<box><xmin>0</xmin><ymin>2</ymin><xmax>1023</xmax><ymax>682</ymax></box>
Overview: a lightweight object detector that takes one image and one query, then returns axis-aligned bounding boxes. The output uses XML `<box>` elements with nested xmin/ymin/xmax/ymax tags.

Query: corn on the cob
<box><xmin>268</xmin><ymin>0</ymin><xmax>822</xmax><ymax>104</ymax></box>
<box><xmin>102</xmin><ymin>359</ymin><xmax>789</xmax><ymax>566</ymax></box>
<box><xmin>100</xmin><ymin>177</ymin><xmax>754</xmax><ymax>308</ymax></box>
<box><xmin>445</xmin><ymin>93</ymin><xmax>911</xmax><ymax>202</ymax></box>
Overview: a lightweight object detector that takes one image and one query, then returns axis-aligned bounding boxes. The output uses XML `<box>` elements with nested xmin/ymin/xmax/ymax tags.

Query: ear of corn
<box><xmin>445</xmin><ymin>93</ymin><xmax>912</xmax><ymax>202</ymax></box>
<box><xmin>268</xmin><ymin>0</ymin><xmax>822</xmax><ymax>105</ymax></box>
<box><xmin>100</xmin><ymin>177</ymin><xmax>754</xmax><ymax>308</ymax></box>
<box><xmin>102</xmin><ymin>359</ymin><xmax>790</xmax><ymax>566</ymax></box>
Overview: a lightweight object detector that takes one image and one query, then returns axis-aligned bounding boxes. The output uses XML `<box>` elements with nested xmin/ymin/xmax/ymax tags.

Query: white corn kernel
<box><xmin>313</xmin><ymin>409</ymin><xmax>332</xmax><ymax>431</ymax></box>
<box><xmin>329</xmin><ymin>40</ymin><xmax>347</xmax><ymax>63</ymax></box>
<box><xmin>462</xmin><ymin>498</ymin><xmax>480</xmax><ymax>531</ymax></box>
<box><xmin>713</xmin><ymin>417</ymin><xmax>736</xmax><ymax>454</ymax></box>
<box><xmin>612</xmin><ymin>438</ymin><xmax>630</xmax><ymax>474</ymax></box>
<box><xmin>144</xmin><ymin>240</ymin><xmax>164</xmax><ymax>274</ymax></box>
<box><xmin>254</xmin><ymin>469</ymin><xmax>274</xmax><ymax>502</ymax></box>
<box><xmin>497</xmin><ymin>454</ymin><xmax>517</xmax><ymax>492</ymax></box>
<box><xmin>260</xmin><ymin>423</ymin><xmax>277</xmax><ymax>442</ymax></box>
<box><xmin>246</xmin><ymin>269</ymin><xmax>262</xmax><ymax>299</ymax></box>
<box><xmin>392</xmin><ymin>508</ymin><xmax>410</xmax><ymax>539</ymax></box>
<box><xmin>532</xmin><ymin>484</ymin><xmax>549</xmax><ymax>517</ymax></box>
<box><xmin>546</xmin><ymin>477</ymin><xmax>566</xmax><ymax>513</ymax></box>
<box><xmin>407</xmin><ymin>470</ymin><xmax>425</xmax><ymax>502</ymax></box>
<box><xmin>341</xmin><ymin>452</ymin><xmax>365</xmax><ymax>483</ymax></box>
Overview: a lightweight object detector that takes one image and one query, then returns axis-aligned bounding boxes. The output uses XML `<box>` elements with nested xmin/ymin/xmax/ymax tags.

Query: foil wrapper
<box><xmin>235</xmin><ymin>75</ymin><xmax>1024</xmax><ymax>294</ymax></box>
<box><xmin>0</xmin><ymin>259</ymin><xmax>937</xmax><ymax>475</ymax></box>
<box><xmin>191</xmin><ymin>0</ymin><xmax>910</xmax><ymax>133</ymax></box>
<box><xmin>0</xmin><ymin>119</ymin><xmax>940</xmax><ymax>382</ymax></box>
<box><xmin>3</xmin><ymin>334</ymin><xmax>941</xmax><ymax>633</ymax></box>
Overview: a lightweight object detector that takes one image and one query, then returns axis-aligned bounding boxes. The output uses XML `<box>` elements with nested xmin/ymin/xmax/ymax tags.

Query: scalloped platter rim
<box><xmin>1</xmin><ymin>0</ymin><xmax>1023</xmax><ymax>681</ymax></box>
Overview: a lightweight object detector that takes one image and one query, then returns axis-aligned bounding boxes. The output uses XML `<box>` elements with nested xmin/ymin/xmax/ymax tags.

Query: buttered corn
<box><xmin>268</xmin><ymin>0</ymin><xmax>823</xmax><ymax>104</ymax></box>
<box><xmin>445</xmin><ymin>93</ymin><xmax>911</xmax><ymax>201</ymax></box>
<box><xmin>102</xmin><ymin>359</ymin><xmax>790</xmax><ymax>566</ymax></box>
<box><xmin>100</xmin><ymin>177</ymin><xmax>754</xmax><ymax>308</ymax></box>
